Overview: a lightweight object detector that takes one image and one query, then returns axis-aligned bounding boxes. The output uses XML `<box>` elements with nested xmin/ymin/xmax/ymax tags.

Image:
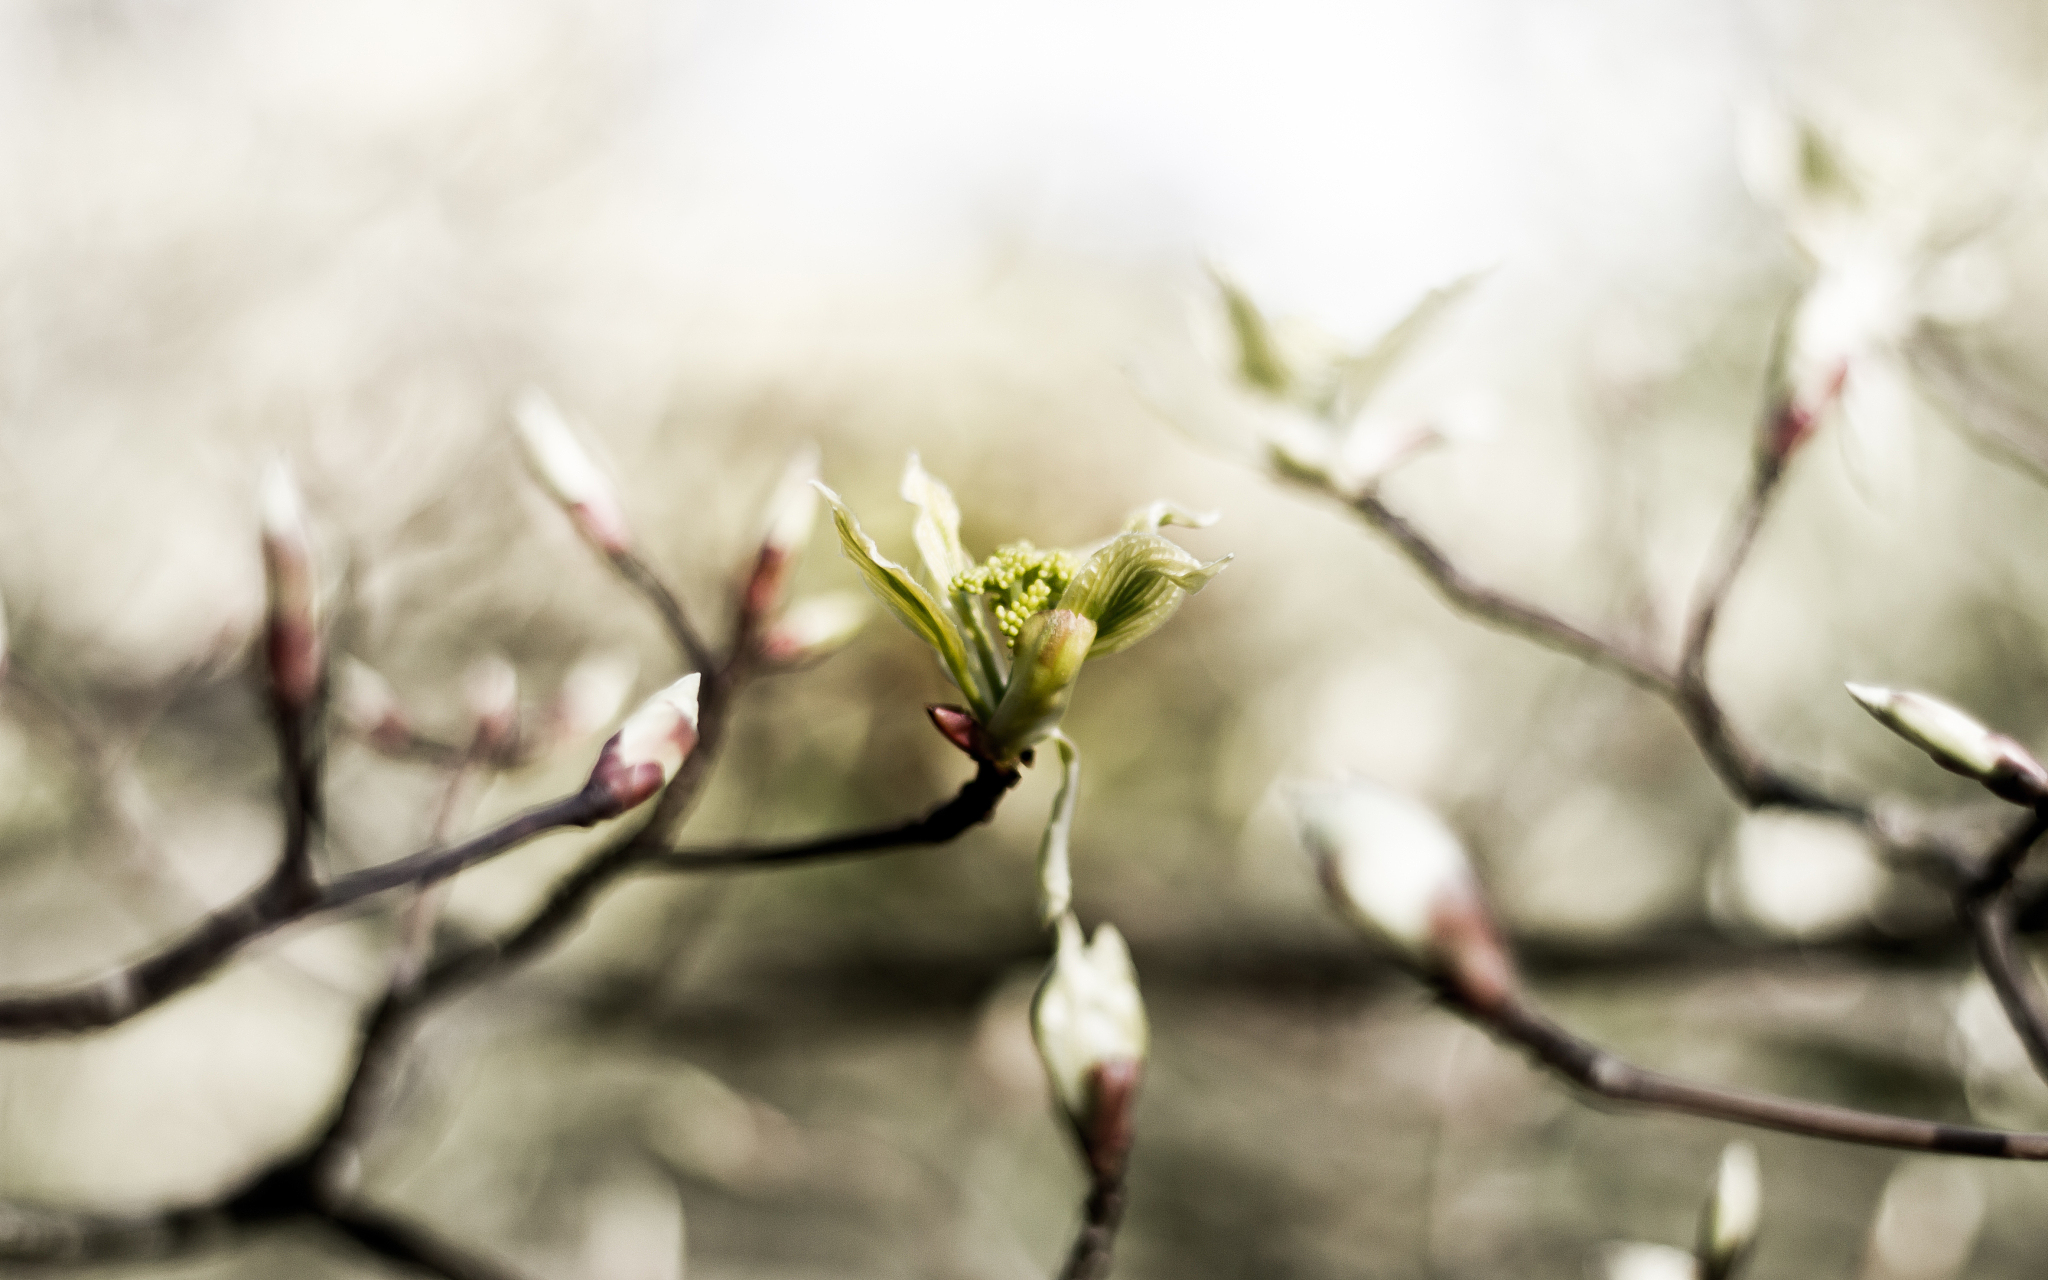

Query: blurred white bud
<box><xmin>463</xmin><ymin>654</ymin><xmax>519</xmax><ymax>753</ymax></box>
<box><xmin>553</xmin><ymin>651</ymin><xmax>639</xmax><ymax>741</ymax></box>
<box><xmin>336</xmin><ymin>658</ymin><xmax>408</xmax><ymax>748</ymax></box>
<box><xmin>1698</xmin><ymin>1142</ymin><xmax>1761</xmax><ymax>1280</ymax></box>
<box><xmin>761</xmin><ymin>592</ymin><xmax>871</xmax><ymax>665</ymax></box>
<box><xmin>259</xmin><ymin>460</ymin><xmax>322</xmax><ymax>712</ymax></box>
<box><xmin>1865</xmin><ymin>1159</ymin><xmax>1984</xmax><ymax>1280</ymax></box>
<box><xmin>1032</xmin><ymin>914</ymin><xmax>1147</xmax><ymax>1178</ymax></box>
<box><xmin>588</xmin><ymin>673</ymin><xmax>701</xmax><ymax>815</ymax></box>
<box><xmin>1601</xmin><ymin>1243</ymin><xmax>1700</xmax><ymax>1280</ymax></box>
<box><xmin>744</xmin><ymin>444</ymin><xmax>823</xmax><ymax>623</ymax></box>
<box><xmin>512</xmin><ymin>388</ymin><xmax>633</xmax><ymax>556</ymax></box>
<box><xmin>1846</xmin><ymin>683</ymin><xmax>2048</xmax><ymax>801</ymax></box>
<box><xmin>1297</xmin><ymin>779</ymin><xmax>1517</xmax><ymax>1006</ymax></box>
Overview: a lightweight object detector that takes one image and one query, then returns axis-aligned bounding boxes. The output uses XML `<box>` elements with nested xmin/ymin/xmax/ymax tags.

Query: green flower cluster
<box><xmin>952</xmin><ymin>542</ymin><xmax>1081</xmax><ymax>645</ymax></box>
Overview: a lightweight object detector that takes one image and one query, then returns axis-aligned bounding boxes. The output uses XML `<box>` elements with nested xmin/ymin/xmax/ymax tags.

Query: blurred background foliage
<box><xmin>10</xmin><ymin>0</ymin><xmax>2048</xmax><ymax>1277</ymax></box>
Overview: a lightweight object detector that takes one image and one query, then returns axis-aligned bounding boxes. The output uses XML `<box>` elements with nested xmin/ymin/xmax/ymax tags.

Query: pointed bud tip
<box><xmin>589</xmin><ymin>673</ymin><xmax>703</xmax><ymax>813</ymax></box>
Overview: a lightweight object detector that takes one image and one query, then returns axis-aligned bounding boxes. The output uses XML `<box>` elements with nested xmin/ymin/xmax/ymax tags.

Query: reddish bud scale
<box><xmin>266</xmin><ymin>617</ymin><xmax>322</xmax><ymax>714</ymax></box>
<box><xmin>1429</xmin><ymin>889</ymin><xmax>1519</xmax><ymax>1015</ymax></box>
<box><xmin>586</xmin><ymin>733</ymin><xmax>693</xmax><ymax>817</ymax></box>
<box><xmin>1078</xmin><ymin>1058</ymin><xmax>1143</xmax><ymax>1184</ymax></box>
<box><xmin>929</xmin><ymin>704</ymin><xmax>997</xmax><ymax>762</ymax></box>
<box><xmin>742</xmin><ymin>544</ymin><xmax>792</xmax><ymax>629</ymax></box>
<box><xmin>1766</xmin><ymin>361</ymin><xmax>1847</xmax><ymax>465</ymax></box>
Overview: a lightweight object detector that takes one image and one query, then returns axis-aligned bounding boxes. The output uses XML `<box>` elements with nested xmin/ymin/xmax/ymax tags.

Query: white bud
<box><xmin>336</xmin><ymin>658</ymin><xmax>406</xmax><ymax>743</ymax></box>
<box><xmin>1295</xmin><ymin>779</ymin><xmax>1475</xmax><ymax>959</ymax></box>
<box><xmin>512</xmin><ymin>388</ymin><xmax>633</xmax><ymax>556</ymax></box>
<box><xmin>1601</xmin><ymin>1243</ymin><xmax>1699</xmax><ymax>1280</ymax></box>
<box><xmin>554</xmin><ymin>650</ymin><xmax>638</xmax><ymax>740</ymax></box>
<box><xmin>259</xmin><ymin>460</ymin><xmax>321</xmax><ymax>710</ymax></box>
<box><xmin>761</xmin><ymin>592</ymin><xmax>871</xmax><ymax>664</ymax></box>
<box><xmin>589</xmin><ymin>673</ymin><xmax>702</xmax><ymax>813</ymax></box>
<box><xmin>760</xmin><ymin>443</ymin><xmax>821</xmax><ymax>558</ymax></box>
<box><xmin>463</xmin><ymin>654</ymin><xmax>519</xmax><ymax>749</ymax></box>
<box><xmin>1031</xmin><ymin>915</ymin><xmax>1148</xmax><ymax>1128</ymax></box>
<box><xmin>1699</xmin><ymin>1142</ymin><xmax>1761</xmax><ymax>1279</ymax></box>
<box><xmin>1846</xmin><ymin>683</ymin><xmax>2047</xmax><ymax>799</ymax></box>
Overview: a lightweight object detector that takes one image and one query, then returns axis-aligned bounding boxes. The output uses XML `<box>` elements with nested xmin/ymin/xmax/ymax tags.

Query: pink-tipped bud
<box><xmin>336</xmin><ymin>658</ymin><xmax>410</xmax><ymax>751</ymax></box>
<box><xmin>744</xmin><ymin>444</ymin><xmax>821</xmax><ymax>621</ymax></box>
<box><xmin>1296</xmin><ymin>779</ymin><xmax>1517</xmax><ymax>1010</ymax></box>
<box><xmin>1768</xmin><ymin>359</ymin><xmax>1847</xmax><ymax>465</ymax></box>
<box><xmin>260</xmin><ymin>460</ymin><xmax>322</xmax><ymax>712</ymax></box>
<box><xmin>463</xmin><ymin>654</ymin><xmax>520</xmax><ymax>756</ymax></box>
<box><xmin>512</xmin><ymin>389</ymin><xmax>634</xmax><ymax>556</ymax></box>
<box><xmin>928</xmin><ymin>704</ymin><xmax>995</xmax><ymax>762</ymax></box>
<box><xmin>761</xmin><ymin>592</ymin><xmax>870</xmax><ymax>665</ymax></box>
<box><xmin>1032</xmin><ymin>915</ymin><xmax>1149</xmax><ymax>1181</ymax></box>
<box><xmin>587</xmin><ymin>673</ymin><xmax>701</xmax><ymax>815</ymax></box>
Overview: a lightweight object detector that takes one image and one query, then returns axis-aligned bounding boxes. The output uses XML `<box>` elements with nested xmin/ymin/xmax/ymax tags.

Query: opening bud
<box><xmin>1032</xmin><ymin>914</ymin><xmax>1148</xmax><ymax>1181</ymax></box>
<box><xmin>1846</xmin><ymin>683</ymin><xmax>2048</xmax><ymax>803</ymax></box>
<box><xmin>1697</xmin><ymin>1142</ymin><xmax>1761</xmax><ymax>1280</ymax></box>
<box><xmin>512</xmin><ymin>389</ymin><xmax>634</xmax><ymax>556</ymax></box>
<box><xmin>761</xmin><ymin>592</ymin><xmax>870</xmax><ymax>666</ymax></box>
<box><xmin>336</xmin><ymin>658</ymin><xmax>409</xmax><ymax>751</ymax></box>
<box><xmin>982</xmin><ymin>608</ymin><xmax>1096</xmax><ymax>763</ymax></box>
<box><xmin>587</xmin><ymin>673</ymin><xmax>701</xmax><ymax>816</ymax></box>
<box><xmin>744</xmin><ymin>444</ymin><xmax>822</xmax><ymax>622</ymax></box>
<box><xmin>1295</xmin><ymin>779</ymin><xmax>1516</xmax><ymax>1008</ymax></box>
<box><xmin>259</xmin><ymin>460</ymin><xmax>322</xmax><ymax>713</ymax></box>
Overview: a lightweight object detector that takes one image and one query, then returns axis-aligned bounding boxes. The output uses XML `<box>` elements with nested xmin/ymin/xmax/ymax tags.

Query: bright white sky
<box><xmin>651</xmin><ymin>0</ymin><xmax>1753</xmax><ymax>339</ymax></box>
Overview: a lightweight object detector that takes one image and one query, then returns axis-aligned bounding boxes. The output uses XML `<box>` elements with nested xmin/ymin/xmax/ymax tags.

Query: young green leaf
<box><xmin>815</xmin><ymin>482</ymin><xmax>983</xmax><ymax>711</ymax></box>
<box><xmin>1062</xmin><ymin>532</ymin><xmax>1230</xmax><ymax>657</ymax></box>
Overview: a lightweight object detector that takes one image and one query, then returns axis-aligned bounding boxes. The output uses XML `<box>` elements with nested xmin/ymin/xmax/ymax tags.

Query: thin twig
<box><xmin>0</xmin><ymin>788</ymin><xmax>609</xmax><ymax>1036</ymax></box>
<box><xmin>1466</xmin><ymin>989</ymin><xmax>2048</xmax><ymax>1159</ymax></box>
<box><xmin>1055</xmin><ymin>1176</ymin><xmax>1127</xmax><ymax>1280</ymax></box>
<box><xmin>322</xmin><ymin>1205</ymin><xmax>528</xmax><ymax>1280</ymax></box>
<box><xmin>613</xmin><ymin>549</ymin><xmax>717</xmax><ymax>672</ymax></box>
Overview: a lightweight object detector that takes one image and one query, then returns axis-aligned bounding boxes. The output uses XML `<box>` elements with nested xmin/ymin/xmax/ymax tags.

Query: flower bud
<box><xmin>1601</xmin><ymin>1243</ymin><xmax>1700</xmax><ymax>1280</ymax></box>
<box><xmin>336</xmin><ymin>658</ymin><xmax>409</xmax><ymax>751</ymax></box>
<box><xmin>1032</xmin><ymin>914</ymin><xmax>1148</xmax><ymax>1181</ymax></box>
<box><xmin>512</xmin><ymin>389</ymin><xmax>634</xmax><ymax>556</ymax></box>
<box><xmin>1846</xmin><ymin>683</ymin><xmax>2048</xmax><ymax>803</ymax></box>
<box><xmin>1295</xmin><ymin>779</ymin><xmax>1516</xmax><ymax>1008</ymax></box>
<box><xmin>760</xmin><ymin>592</ymin><xmax>870</xmax><ymax>666</ymax></box>
<box><xmin>587</xmin><ymin>673</ymin><xmax>701</xmax><ymax>816</ymax></box>
<box><xmin>745</xmin><ymin>444</ymin><xmax>821</xmax><ymax>621</ymax></box>
<box><xmin>1697</xmin><ymin>1142</ymin><xmax>1761</xmax><ymax>1280</ymax></box>
<box><xmin>551</xmin><ymin>651</ymin><xmax>638</xmax><ymax>742</ymax></box>
<box><xmin>259</xmin><ymin>460</ymin><xmax>322</xmax><ymax>713</ymax></box>
<box><xmin>982</xmin><ymin>608</ymin><xmax>1095</xmax><ymax>762</ymax></box>
<box><xmin>463</xmin><ymin>654</ymin><xmax>519</xmax><ymax>756</ymax></box>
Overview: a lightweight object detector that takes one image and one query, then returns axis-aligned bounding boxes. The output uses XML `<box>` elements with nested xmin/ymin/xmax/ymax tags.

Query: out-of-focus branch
<box><xmin>0</xmin><ymin>787</ymin><xmax>610</xmax><ymax>1037</ymax></box>
<box><xmin>1469</xmin><ymin>988</ymin><xmax>2048</xmax><ymax>1159</ymax></box>
<box><xmin>322</xmin><ymin>1206</ymin><xmax>528</xmax><ymax>1280</ymax></box>
<box><xmin>1907</xmin><ymin>325</ymin><xmax>2048</xmax><ymax>486</ymax></box>
<box><xmin>1056</xmin><ymin>1176</ymin><xmax>1127</xmax><ymax>1280</ymax></box>
<box><xmin>613</xmin><ymin>548</ymin><xmax>717</xmax><ymax>672</ymax></box>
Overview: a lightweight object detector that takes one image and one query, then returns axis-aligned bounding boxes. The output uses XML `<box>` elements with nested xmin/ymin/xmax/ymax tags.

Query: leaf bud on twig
<box><xmin>463</xmin><ymin>654</ymin><xmax>520</xmax><ymax>757</ymax></box>
<box><xmin>1696</xmin><ymin>1141</ymin><xmax>1762</xmax><ymax>1280</ymax></box>
<box><xmin>1295</xmin><ymin>779</ymin><xmax>1517</xmax><ymax>1010</ymax></box>
<box><xmin>512</xmin><ymin>389</ymin><xmax>634</xmax><ymax>556</ymax></box>
<box><xmin>1845</xmin><ymin>683</ymin><xmax>2048</xmax><ymax>803</ymax></box>
<box><xmin>744</xmin><ymin>444</ymin><xmax>821</xmax><ymax>623</ymax></box>
<box><xmin>1032</xmin><ymin>913</ymin><xmax>1148</xmax><ymax>1182</ymax></box>
<box><xmin>760</xmin><ymin>592</ymin><xmax>870</xmax><ymax>666</ymax></box>
<box><xmin>259</xmin><ymin>460</ymin><xmax>322</xmax><ymax>714</ymax></box>
<box><xmin>586</xmin><ymin>673</ymin><xmax>701</xmax><ymax>816</ymax></box>
<box><xmin>335</xmin><ymin>658</ymin><xmax>409</xmax><ymax>751</ymax></box>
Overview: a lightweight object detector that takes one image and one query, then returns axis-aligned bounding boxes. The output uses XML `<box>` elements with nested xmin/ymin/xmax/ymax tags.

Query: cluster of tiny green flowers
<box><xmin>953</xmin><ymin>542</ymin><xmax>1079</xmax><ymax>644</ymax></box>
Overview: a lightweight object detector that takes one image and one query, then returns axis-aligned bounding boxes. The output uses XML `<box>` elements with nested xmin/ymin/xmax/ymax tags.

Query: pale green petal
<box><xmin>899</xmin><ymin>453</ymin><xmax>973</xmax><ymax>590</ymax></box>
<box><xmin>1121</xmin><ymin>501</ymin><xmax>1220</xmax><ymax>534</ymax></box>
<box><xmin>815</xmin><ymin>482</ymin><xmax>982</xmax><ymax>709</ymax></box>
<box><xmin>1330</xmin><ymin>271</ymin><xmax>1486</xmax><ymax>424</ymax></box>
<box><xmin>1062</xmin><ymin>532</ymin><xmax>1230</xmax><ymax>657</ymax></box>
<box><xmin>1208</xmin><ymin>264</ymin><xmax>1293</xmax><ymax>396</ymax></box>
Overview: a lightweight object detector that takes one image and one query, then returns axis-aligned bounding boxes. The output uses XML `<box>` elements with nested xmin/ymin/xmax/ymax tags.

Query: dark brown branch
<box><xmin>0</xmin><ymin>787</ymin><xmax>610</xmax><ymax>1037</ymax></box>
<box><xmin>1056</xmin><ymin>1176</ymin><xmax>1127</xmax><ymax>1280</ymax></box>
<box><xmin>643</xmin><ymin>759</ymin><xmax>1022</xmax><ymax>872</ymax></box>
